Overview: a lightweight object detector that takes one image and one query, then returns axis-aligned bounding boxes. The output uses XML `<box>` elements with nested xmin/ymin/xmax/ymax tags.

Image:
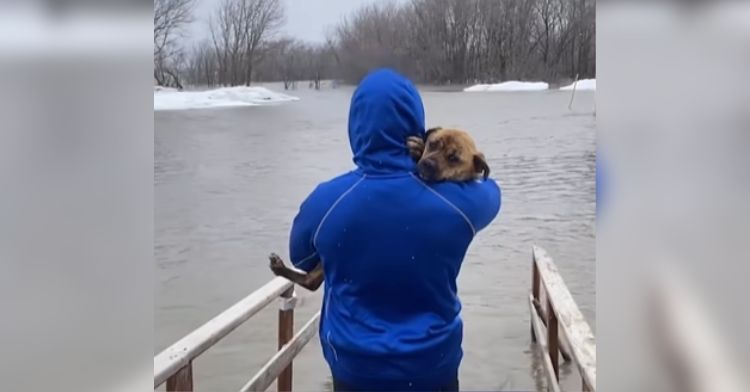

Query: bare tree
<box><xmin>328</xmin><ymin>0</ymin><xmax>594</xmax><ymax>85</ymax></box>
<box><xmin>154</xmin><ymin>0</ymin><xmax>194</xmax><ymax>89</ymax></box>
<box><xmin>242</xmin><ymin>0</ymin><xmax>285</xmax><ymax>85</ymax></box>
<box><xmin>333</xmin><ymin>2</ymin><xmax>414</xmax><ymax>83</ymax></box>
<box><xmin>208</xmin><ymin>0</ymin><xmax>284</xmax><ymax>86</ymax></box>
<box><xmin>254</xmin><ymin>38</ymin><xmax>300</xmax><ymax>89</ymax></box>
<box><xmin>184</xmin><ymin>40</ymin><xmax>219</xmax><ymax>87</ymax></box>
<box><xmin>180</xmin><ymin>0</ymin><xmax>594</xmax><ymax>86</ymax></box>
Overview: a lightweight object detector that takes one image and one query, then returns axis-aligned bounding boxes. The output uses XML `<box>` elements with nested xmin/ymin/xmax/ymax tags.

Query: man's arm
<box><xmin>269</xmin><ymin>253</ymin><xmax>324</xmax><ymax>291</ymax></box>
<box><xmin>287</xmin><ymin>175</ymin><xmax>364</xmax><ymax>271</ymax></box>
<box><xmin>434</xmin><ymin>178</ymin><xmax>501</xmax><ymax>234</ymax></box>
<box><xmin>288</xmin><ymin>189</ymin><xmax>323</xmax><ymax>272</ymax></box>
<box><xmin>468</xmin><ymin>179</ymin><xmax>501</xmax><ymax>232</ymax></box>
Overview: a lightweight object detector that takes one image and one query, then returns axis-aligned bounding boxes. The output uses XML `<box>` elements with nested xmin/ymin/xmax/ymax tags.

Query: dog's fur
<box><xmin>269</xmin><ymin>127</ymin><xmax>489</xmax><ymax>291</ymax></box>
<box><xmin>408</xmin><ymin>127</ymin><xmax>490</xmax><ymax>182</ymax></box>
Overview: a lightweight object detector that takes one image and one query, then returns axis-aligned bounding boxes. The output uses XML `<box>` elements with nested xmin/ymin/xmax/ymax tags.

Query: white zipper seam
<box><xmin>326</xmin><ymin>331</ymin><xmax>339</xmax><ymax>361</ymax></box>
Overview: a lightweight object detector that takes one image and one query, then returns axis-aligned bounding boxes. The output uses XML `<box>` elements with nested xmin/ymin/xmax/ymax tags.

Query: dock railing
<box><xmin>155</xmin><ymin>246</ymin><xmax>594</xmax><ymax>392</ymax></box>
<box><xmin>530</xmin><ymin>245</ymin><xmax>596</xmax><ymax>392</ymax></box>
<box><xmin>154</xmin><ymin>277</ymin><xmax>321</xmax><ymax>392</ymax></box>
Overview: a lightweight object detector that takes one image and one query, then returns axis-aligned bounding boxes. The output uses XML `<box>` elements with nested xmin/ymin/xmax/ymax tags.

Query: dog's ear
<box><xmin>425</xmin><ymin>127</ymin><xmax>442</xmax><ymax>140</ymax></box>
<box><xmin>474</xmin><ymin>153</ymin><xmax>490</xmax><ymax>180</ymax></box>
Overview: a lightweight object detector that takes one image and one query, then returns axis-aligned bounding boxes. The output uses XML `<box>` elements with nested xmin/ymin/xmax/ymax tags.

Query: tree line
<box><xmin>154</xmin><ymin>0</ymin><xmax>595</xmax><ymax>89</ymax></box>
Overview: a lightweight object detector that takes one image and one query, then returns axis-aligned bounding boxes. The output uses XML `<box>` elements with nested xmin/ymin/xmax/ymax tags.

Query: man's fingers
<box><xmin>407</xmin><ymin>136</ymin><xmax>425</xmax><ymax>160</ymax></box>
<box><xmin>406</xmin><ymin>136</ymin><xmax>424</xmax><ymax>148</ymax></box>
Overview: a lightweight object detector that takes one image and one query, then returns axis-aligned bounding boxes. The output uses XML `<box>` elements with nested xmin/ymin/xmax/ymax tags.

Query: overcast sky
<box><xmin>188</xmin><ymin>0</ymin><xmax>398</xmax><ymax>44</ymax></box>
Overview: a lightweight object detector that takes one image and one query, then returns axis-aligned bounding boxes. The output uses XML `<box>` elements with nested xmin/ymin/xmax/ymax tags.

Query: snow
<box><xmin>560</xmin><ymin>79</ymin><xmax>596</xmax><ymax>91</ymax></box>
<box><xmin>154</xmin><ymin>86</ymin><xmax>299</xmax><ymax>111</ymax></box>
<box><xmin>464</xmin><ymin>81</ymin><xmax>549</xmax><ymax>92</ymax></box>
<box><xmin>153</xmin><ymin>86</ymin><xmax>178</xmax><ymax>93</ymax></box>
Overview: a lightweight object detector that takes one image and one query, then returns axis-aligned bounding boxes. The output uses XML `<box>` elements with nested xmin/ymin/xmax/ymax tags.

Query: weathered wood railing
<box><xmin>154</xmin><ymin>277</ymin><xmax>320</xmax><ymax>392</ymax></box>
<box><xmin>530</xmin><ymin>246</ymin><xmax>596</xmax><ymax>392</ymax></box>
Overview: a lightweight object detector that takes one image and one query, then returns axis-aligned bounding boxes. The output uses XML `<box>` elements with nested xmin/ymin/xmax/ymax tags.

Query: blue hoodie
<box><xmin>288</xmin><ymin>69</ymin><xmax>501</xmax><ymax>390</ymax></box>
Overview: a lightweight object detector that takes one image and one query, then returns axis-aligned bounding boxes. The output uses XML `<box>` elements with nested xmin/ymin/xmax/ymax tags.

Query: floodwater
<box><xmin>155</xmin><ymin>83</ymin><xmax>595</xmax><ymax>391</ymax></box>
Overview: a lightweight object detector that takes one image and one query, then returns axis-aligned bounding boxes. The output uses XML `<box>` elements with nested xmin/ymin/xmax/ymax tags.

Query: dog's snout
<box><xmin>418</xmin><ymin>159</ymin><xmax>437</xmax><ymax>179</ymax></box>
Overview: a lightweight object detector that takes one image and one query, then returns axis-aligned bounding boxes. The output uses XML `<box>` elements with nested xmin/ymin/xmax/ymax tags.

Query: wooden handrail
<box><xmin>531</xmin><ymin>245</ymin><xmax>597</xmax><ymax>391</ymax></box>
<box><xmin>528</xmin><ymin>294</ymin><xmax>562</xmax><ymax>392</ymax></box>
<box><xmin>277</xmin><ymin>287</ymin><xmax>295</xmax><ymax>391</ymax></box>
<box><xmin>155</xmin><ymin>247</ymin><xmax>595</xmax><ymax>391</ymax></box>
<box><xmin>240</xmin><ymin>311</ymin><xmax>321</xmax><ymax>392</ymax></box>
<box><xmin>154</xmin><ymin>277</ymin><xmax>297</xmax><ymax>389</ymax></box>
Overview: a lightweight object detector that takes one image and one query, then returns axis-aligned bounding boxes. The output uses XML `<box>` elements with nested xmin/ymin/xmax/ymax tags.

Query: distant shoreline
<box><xmin>168</xmin><ymin>78</ymin><xmax>596</xmax><ymax>94</ymax></box>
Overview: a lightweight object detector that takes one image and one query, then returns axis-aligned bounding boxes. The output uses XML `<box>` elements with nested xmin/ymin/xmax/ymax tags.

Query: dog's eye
<box><xmin>448</xmin><ymin>154</ymin><xmax>460</xmax><ymax>163</ymax></box>
<box><xmin>428</xmin><ymin>140</ymin><xmax>440</xmax><ymax>150</ymax></box>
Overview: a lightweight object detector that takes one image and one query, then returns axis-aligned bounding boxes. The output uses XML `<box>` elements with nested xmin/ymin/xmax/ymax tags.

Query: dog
<box><xmin>268</xmin><ymin>127</ymin><xmax>490</xmax><ymax>291</ymax></box>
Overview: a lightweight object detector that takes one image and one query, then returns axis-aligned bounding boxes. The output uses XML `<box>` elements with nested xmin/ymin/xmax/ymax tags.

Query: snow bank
<box><xmin>464</xmin><ymin>81</ymin><xmax>549</xmax><ymax>92</ymax></box>
<box><xmin>560</xmin><ymin>79</ymin><xmax>596</xmax><ymax>91</ymax></box>
<box><xmin>154</xmin><ymin>86</ymin><xmax>299</xmax><ymax>111</ymax></box>
<box><xmin>153</xmin><ymin>86</ymin><xmax>178</xmax><ymax>93</ymax></box>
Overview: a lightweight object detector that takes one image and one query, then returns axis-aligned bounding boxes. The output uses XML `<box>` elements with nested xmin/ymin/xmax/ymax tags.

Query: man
<box><xmin>288</xmin><ymin>69</ymin><xmax>501</xmax><ymax>391</ymax></box>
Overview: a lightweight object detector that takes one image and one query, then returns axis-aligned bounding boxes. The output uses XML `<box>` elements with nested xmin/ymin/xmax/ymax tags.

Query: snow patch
<box><xmin>464</xmin><ymin>81</ymin><xmax>549</xmax><ymax>92</ymax></box>
<box><xmin>153</xmin><ymin>86</ymin><xmax>178</xmax><ymax>93</ymax></box>
<box><xmin>560</xmin><ymin>79</ymin><xmax>596</xmax><ymax>91</ymax></box>
<box><xmin>154</xmin><ymin>86</ymin><xmax>299</xmax><ymax>111</ymax></box>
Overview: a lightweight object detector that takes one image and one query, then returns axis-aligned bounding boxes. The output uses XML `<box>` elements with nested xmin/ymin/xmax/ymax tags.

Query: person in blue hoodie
<box><xmin>288</xmin><ymin>69</ymin><xmax>501</xmax><ymax>391</ymax></box>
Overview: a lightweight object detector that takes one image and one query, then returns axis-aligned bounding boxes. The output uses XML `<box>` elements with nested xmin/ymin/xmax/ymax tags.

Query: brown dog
<box><xmin>268</xmin><ymin>127</ymin><xmax>490</xmax><ymax>291</ymax></box>
<box><xmin>407</xmin><ymin>127</ymin><xmax>490</xmax><ymax>182</ymax></box>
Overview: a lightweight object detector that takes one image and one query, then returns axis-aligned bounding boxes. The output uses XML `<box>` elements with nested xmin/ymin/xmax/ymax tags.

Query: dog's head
<box><xmin>417</xmin><ymin>127</ymin><xmax>490</xmax><ymax>182</ymax></box>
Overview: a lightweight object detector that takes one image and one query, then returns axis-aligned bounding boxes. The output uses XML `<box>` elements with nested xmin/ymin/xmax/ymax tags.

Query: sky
<box><xmin>188</xmin><ymin>0</ymin><xmax>397</xmax><ymax>45</ymax></box>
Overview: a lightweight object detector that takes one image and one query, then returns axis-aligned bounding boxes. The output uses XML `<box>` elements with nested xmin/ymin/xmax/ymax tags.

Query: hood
<box><xmin>348</xmin><ymin>68</ymin><xmax>425</xmax><ymax>174</ymax></box>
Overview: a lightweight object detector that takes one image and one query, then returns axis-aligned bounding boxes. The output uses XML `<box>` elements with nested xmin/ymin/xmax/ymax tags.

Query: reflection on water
<box><xmin>155</xmin><ymin>84</ymin><xmax>595</xmax><ymax>391</ymax></box>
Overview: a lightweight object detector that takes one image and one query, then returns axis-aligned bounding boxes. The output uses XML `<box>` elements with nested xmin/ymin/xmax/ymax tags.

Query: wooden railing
<box><xmin>154</xmin><ymin>277</ymin><xmax>321</xmax><ymax>392</ymax></box>
<box><xmin>530</xmin><ymin>246</ymin><xmax>596</xmax><ymax>392</ymax></box>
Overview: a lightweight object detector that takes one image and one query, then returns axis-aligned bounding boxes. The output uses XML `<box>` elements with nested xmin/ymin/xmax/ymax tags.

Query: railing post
<box><xmin>547</xmin><ymin>298</ymin><xmax>560</xmax><ymax>381</ymax></box>
<box><xmin>278</xmin><ymin>287</ymin><xmax>295</xmax><ymax>392</ymax></box>
<box><xmin>166</xmin><ymin>362</ymin><xmax>193</xmax><ymax>392</ymax></box>
<box><xmin>534</xmin><ymin>252</ymin><xmax>571</xmax><ymax>362</ymax></box>
<box><xmin>531</xmin><ymin>257</ymin><xmax>541</xmax><ymax>342</ymax></box>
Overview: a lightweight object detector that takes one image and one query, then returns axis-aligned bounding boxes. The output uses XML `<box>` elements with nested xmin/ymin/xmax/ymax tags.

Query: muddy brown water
<box><xmin>155</xmin><ymin>84</ymin><xmax>595</xmax><ymax>391</ymax></box>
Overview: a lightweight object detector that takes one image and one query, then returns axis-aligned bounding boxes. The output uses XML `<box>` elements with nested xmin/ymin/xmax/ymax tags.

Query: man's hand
<box><xmin>407</xmin><ymin>136</ymin><xmax>425</xmax><ymax>162</ymax></box>
<box><xmin>269</xmin><ymin>252</ymin><xmax>287</xmax><ymax>276</ymax></box>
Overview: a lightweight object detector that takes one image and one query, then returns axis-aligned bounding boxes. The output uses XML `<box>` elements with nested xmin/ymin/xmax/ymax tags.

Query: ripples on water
<box><xmin>155</xmin><ymin>85</ymin><xmax>595</xmax><ymax>391</ymax></box>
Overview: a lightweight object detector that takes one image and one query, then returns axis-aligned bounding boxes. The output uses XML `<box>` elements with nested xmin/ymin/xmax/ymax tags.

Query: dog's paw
<box><xmin>269</xmin><ymin>253</ymin><xmax>286</xmax><ymax>275</ymax></box>
<box><xmin>407</xmin><ymin>136</ymin><xmax>425</xmax><ymax>161</ymax></box>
